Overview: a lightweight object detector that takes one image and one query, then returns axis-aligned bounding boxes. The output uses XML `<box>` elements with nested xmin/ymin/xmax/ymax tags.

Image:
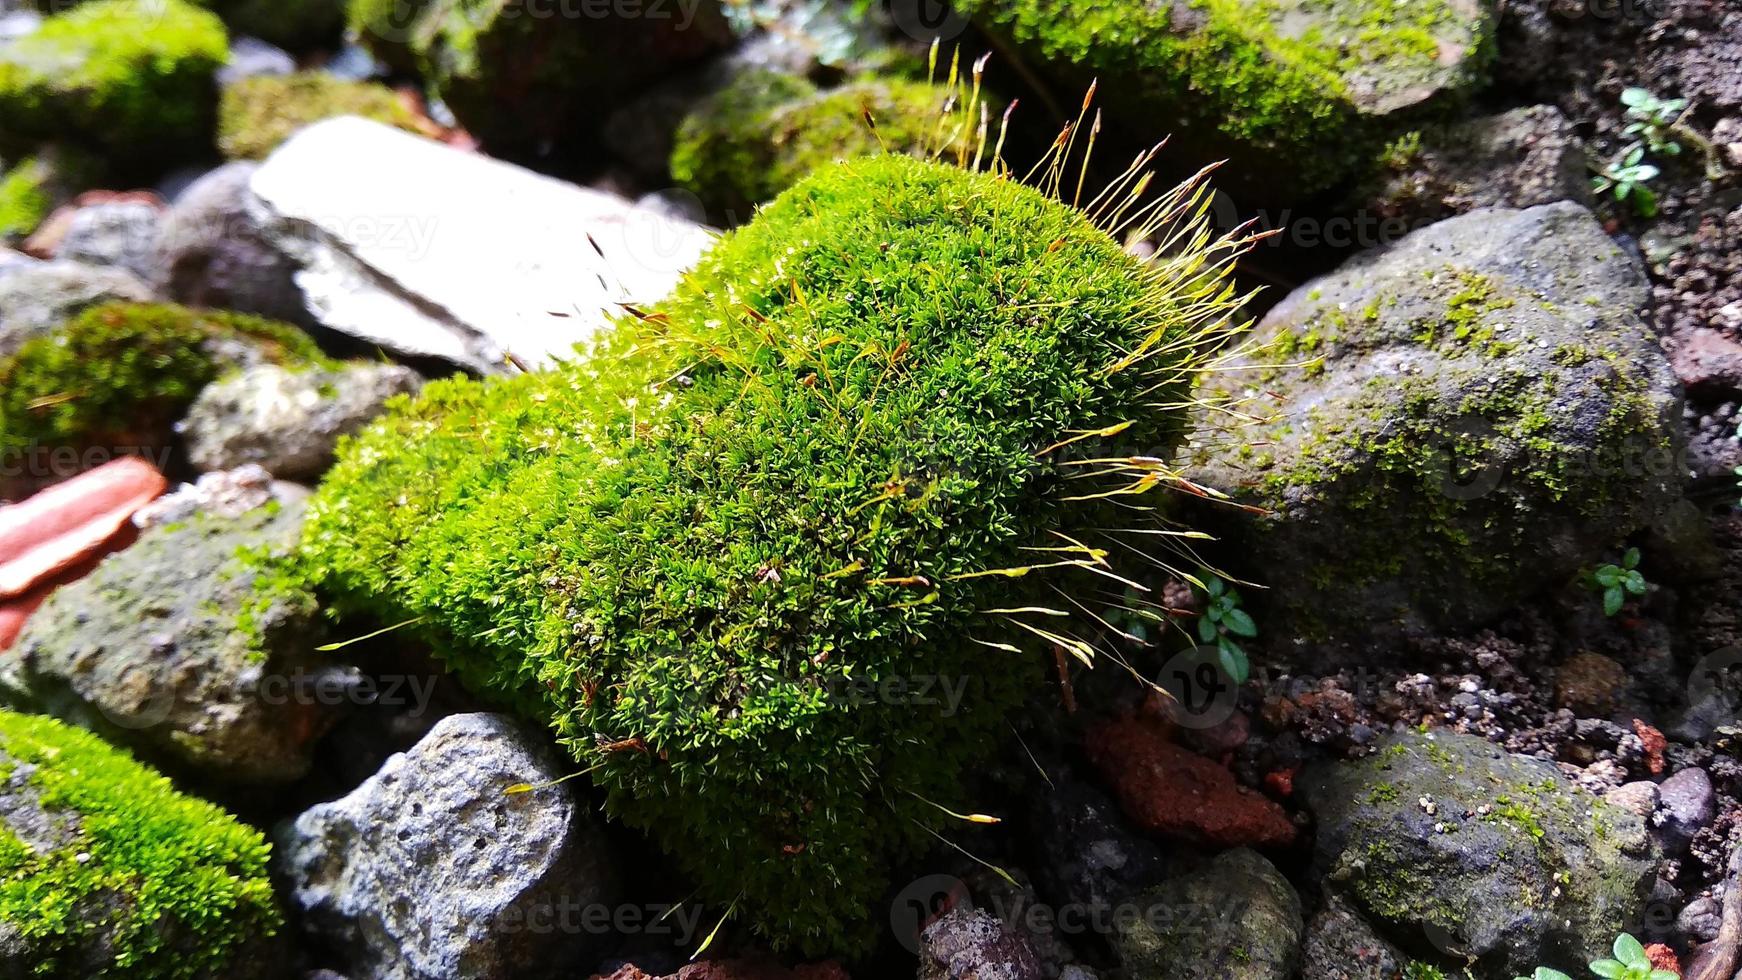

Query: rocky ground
<box><xmin>2</xmin><ymin>0</ymin><xmax>1742</xmax><ymax>979</ymax></box>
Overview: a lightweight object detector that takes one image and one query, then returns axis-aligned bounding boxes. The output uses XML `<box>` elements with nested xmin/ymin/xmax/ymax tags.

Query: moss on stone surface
<box><xmin>0</xmin><ymin>302</ymin><xmax>331</xmax><ymax>456</ymax></box>
<box><xmin>670</xmin><ymin>70</ymin><xmax>953</xmax><ymax>218</ymax></box>
<box><xmin>298</xmin><ymin>154</ymin><xmax>1235</xmax><ymax>953</ymax></box>
<box><xmin>0</xmin><ymin>709</ymin><xmax>279</xmax><ymax>978</ymax></box>
<box><xmin>0</xmin><ymin>0</ymin><xmax>229</xmax><ymax>165</ymax></box>
<box><xmin>954</xmin><ymin>0</ymin><xmax>1493</xmax><ymax>194</ymax></box>
<box><xmin>0</xmin><ymin>157</ymin><xmax>51</xmax><ymax>239</ymax></box>
<box><xmin>219</xmin><ymin>72</ymin><xmax>418</xmax><ymax>160</ymax></box>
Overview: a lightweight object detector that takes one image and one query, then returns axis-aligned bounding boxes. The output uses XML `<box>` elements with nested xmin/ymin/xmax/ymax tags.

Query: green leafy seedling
<box><xmin>1591</xmin><ymin>145</ymin><xmax>1660</xmax><ymax>218</ymax></box>
<box><xmin>1589</xmin><ymin>933</ymin><xmax>1676</xmax><ymax>980</ymax></box>
<box><xmin>1589</xmin><ymin>548</ymin><xmax>1646</xmax><ymax>617</ymax></box>
<box><xmin>1194</xmin><ymin>575</ymin><xmax>1256</xmax><ymax>685</ymax></box>
<box><xmin>1620</xmin><ymin>87</ymin><xmax>1687</xmax><ymax>158</ymax></box>
<box><xmin>1515</xmin><ymin>970</ymin><xmax>1573</xmax><ymax>980</ymax></box>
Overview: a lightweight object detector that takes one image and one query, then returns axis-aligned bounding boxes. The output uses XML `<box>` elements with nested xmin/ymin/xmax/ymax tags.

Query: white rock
<box><xmin>249</xmin><ymin>117</ymin><xmax>714</xmax><ymax>373</ymax></box>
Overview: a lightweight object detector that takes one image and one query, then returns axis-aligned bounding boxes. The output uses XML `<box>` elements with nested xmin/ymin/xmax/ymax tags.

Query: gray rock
<box><xmin>1025</xmin><ymin>773</ymin><xmax>1170</xmax><ymax>925</ymax></box>
<box><xmin>181</xmin><ymin>362</ymin><xmax>422</xmax><ymax>480</ymax></box>
<box><xmin>0</xmin><ymin>246</ymin><xmax>37</xmax><ymax>278</ymax></box>
<box><xmin>277</xmin><ymin>713</ymin><xmax>621</xmax><ymax>980</ymax></box>
<box><xmin>918</xmin><ymin>908</ymin><xmax>1044</xmax><ymax>980</ymax></box>
<box><xmin>57</xmin><ymin>201</ymin><xmax>162</xmax><ymax>280</ymax></box>
<box><xmin>1299</xmin><ymin>731</ymin><xmax>1656</xmax><ymax>976</ymax></box>
<box><xmin>218</xmin><ymin>36</ymin><xmax>297</xmax><ymax>86</ymax></box>
<box><xmin>0</xmin><ymin>261</ymin><xmax>153</xmax><ymax>357</ymax></box>
<box><xmin>1112</xmin><ymin>849</ymin><xmax>1302</xmax><ymax>980</ymax></box>
<box><xmin>0</xmin><ymin>498</ymin><xmax>341</xmax><ymax>783</ymax></box>
<box><xmin>1187</xmin><ymin>203</ymin><xmax>1682</xmax><ymax>646</ymax></box>
<box><xmin>1655</xmin><ymin>767</ymin><xmax>1715</xmax><ymax>853</ymax></box>
<box><xmin>1605</xmin><ymin>780</ymin><xmax>1661</xmax><ymax>820</ymax></box>
<box><xmin>1678</xmin><ymin>896</ymin><xmax>1723</xmax><ymax>944</ymax></box>
<box><xmin>248</xmin><ymin>118</ymin><xmax>713</xmax><ymax>373</ymax></box>
<box><xmin>1356</xmin><ymin>105</ymin><xmax>1591</xmax><ymax>233</ymax></box>
<box><xmin>153</xmin><ymin>162</ymin><xmax>308</xmax><ymax>325</ymax></box>
<box><xmin>1299</xmin><ymin>894</ymin><xmax>1408</xmax><ymax>980</ymax></box>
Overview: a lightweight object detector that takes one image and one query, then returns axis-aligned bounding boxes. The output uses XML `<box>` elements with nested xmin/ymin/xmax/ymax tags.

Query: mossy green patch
<box><xmin>0</xmin><ymin>157</ymin><xmax>51</xmax><ymax>239</ymax></box>
<box><xmin>0</xmin><ymin>302</ymin><xmax>331</xmax><ymax>457</ymax></box>
<box><xmin>218</xmin><ymin>71</ymin><xmax>418</xmax><ymax>160</ymax></box>
<box><xmin>298</xmin><ymin>153</ymin><xmax>1233</xmax><ymax>953</ymax></box>
<box><xmin>0</xmin><ymin>0</ymin><xmax>229</xmax><ymax>165</ymax></box>
<box><xmin>670</xmin><ymin>70</ymin><xmax>954</xmax><ymax>219</ymax></box>
<box><xmin>0</xmin><ymin>710</ymin><xmax>279</xmax><ymax>978</ymax></box>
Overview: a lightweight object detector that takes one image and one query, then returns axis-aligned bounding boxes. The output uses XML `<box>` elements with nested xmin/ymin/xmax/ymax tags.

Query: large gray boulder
<box><xmin>1187</xmin><ymin>203</ymin><xmax>1682</xmax><ymax>645</ymax></box>
<box><xmin>1113</xmin><ymin>849</ymin><xmax>1302</xmax><ymax>980</ymax></box>
<box><xmin>1300</xmin><ymin>731</ymin><xmax>1656</xmax><ymax>977</ymax></box>
<box><xmin>0</xmin><ymin>261</ymin><xmax>152</xmax><ymax>356</ymax></box>
<box><xmin>181</xmin><ymin>361</ymin><xmax>422</xmax><ymax>480</ymax></box>
<box><xmin>0</xmin><ymin>496</ymin><xmax>341</xmax><ymax>783</ymax></box>
<box><xmin>153</xmin><ymin>162</ymin><xmax>309</xmax><ymax>325</ymax></box>
<box><xmin>277</xmin><ymin>713</ymin><xmax>621</xmax><ymax>980</ymax></box>
<box><xmin>248</xmin><ymin>118</ymin><xmax>715</xmax><ymax>373</ymax></box>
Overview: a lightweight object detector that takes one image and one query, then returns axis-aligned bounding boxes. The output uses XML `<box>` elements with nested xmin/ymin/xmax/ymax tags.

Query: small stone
<box><xmin>1655</xmin><ymin>767</ymin><xmax>1715</xmax><ymax>853</ymax></box>
<box><xmin>918</xmin><ymin>908</ymin><xmax>1044</xmax><ymax>980</ymax></box>
<box><xmin>56</xmin><ymin>201</ymin><xmax>163</xmax><ymax>280</ymax></box>
<box><xmin>1556</xmin><ymin>652</ymin><xmax>1628</xmax><ymax>716</ymax></box>
<box><xmin>1085</xmin><ymin>717</ymin><xmax>1296</xmax><ymax>848</ymax></box>
<box><xmin>1670</xmin><ymin>328</ymin><xmax>1742</xmax><ymax>399</ymax></box>
<box><xmin>1604</xmin><ymin>781</ymin><xmax>1660</xmax><ymax>820</ymax></box>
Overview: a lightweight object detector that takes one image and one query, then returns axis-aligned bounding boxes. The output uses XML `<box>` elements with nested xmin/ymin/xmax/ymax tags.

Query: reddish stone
<box><xmin>1634</xmin><ymin>718</ymin><xmax>1668</xmax><ymax>775</ymax></box>
<box><xmin>1085</xmin><ymin>716</ymin><xmax>1296</xmax><ymax>847</ymax></box>
<box><xmin>1645</xmin><ymin>942</ymin><xmax>1680</xmax><ymax>975</ymax></box>
<box><xmin>0</xmin><ymin>456</ymin><xmax>165</xmax><ymax>599</ymax></box>
<box><xmin>591</xmin><ymin>960</ymin><xmax>848</xmax><ymax>980</ymax></box>
<box><xmin>1670</xmin><ymin>328</ymin><xmax>1742</xmax><ymax>399</ymax></box>
<box><xmin>1265</xmin><ymin>768</ymin><xmax>1296</xmax><ymax>797</ymax></box>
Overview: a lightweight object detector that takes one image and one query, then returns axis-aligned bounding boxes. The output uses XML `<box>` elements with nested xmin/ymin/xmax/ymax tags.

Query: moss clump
<box><xmin>218</xmin><ymin>72</ymin><xmax>418</xmax><ymax>160</ymax></box>
<box><xmin>299</xmin><ymin>153</ymin><xmax>1235</xmax><ymax>953</ymax></box>
<box><xmin>0</xmin><ymin>709</ymin><xmax>279</xmax><ymax>978</ymax></box>
<box><xmin>954</xmin><ymin>0</ymin><xmax>1493</xmax><ymax>194</ymax></box>
<box><xmin>671</xmin><ymin>70</ymin><xmax>953</xmax><ymax>219</ymax></box>
<box><xmin>0</xmin><ymin>302</ymin><xmax>331</xmax><ymax>456</ymax></box>
<box><xmin>0</xmin><ymin>0</ymin><xmax>229</xmax><ymax>166</ymax></box>
<box><xmin>0</xmin><ymin>157</ymin><xmax>52</xmax><ymax>240</ymax></box>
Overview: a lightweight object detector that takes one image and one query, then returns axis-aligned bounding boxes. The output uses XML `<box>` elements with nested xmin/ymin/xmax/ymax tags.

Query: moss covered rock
<box><xmin>1300</xmin><ymin>731</ymin><xmax>1656</xmax><ymax>977</ymax></box>
<box><xmin>0</xmin><ymin>0</ymin><xmax>229</xmax><ymax>167</ymax></box>
<box><xmin>349</xmin><ymin>0</ymin><xmax>730</xmax><ymax>162</ymax></box>
<box><xmin>1113</xmin><ymin>849</ymin><xmax>1303</xmax><ymax>980</ymax></box>
<box><xmin>1186</xmin><ymin>203</ymin><xmax>1681</xmax><ymax>646</ymax></box>
<box><xmin>671</xmin><ymin>70</ymin><xmax>953</xmax><ymax>219</ymax></box>
<box><xmin>0</xmin><ymin>709</ymin><xmax>281</xmax><ymax>978</ymax></box>
<box><xmin>0</xmin><ymin>302</ymin><xmax>331</xmax><ymax>475</ymax></box>
<box><xmin>298</xmin><ymin>153</ymin><xmax>1240</xmax><ymax>953</ymax></box>
<box><xmin>955</xmin><ymin>0</ymin><xmax>1495</xmax><ymax>195</ymax></box>
<box><xmin>0</xmin><ymin>157</ymin><xmax>53</xmax><ymax>241</ymax></box>
<box><xmin>218</xmin><ymin>71</ymin><xmax>417</xmax><ymax>160</ymax></box>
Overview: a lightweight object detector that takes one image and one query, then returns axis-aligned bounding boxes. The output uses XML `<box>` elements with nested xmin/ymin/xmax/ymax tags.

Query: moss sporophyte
<box><xmin>296</xmin><ymin>65</ymin><xmax>1264</xmax><ymax>954</ymax></box>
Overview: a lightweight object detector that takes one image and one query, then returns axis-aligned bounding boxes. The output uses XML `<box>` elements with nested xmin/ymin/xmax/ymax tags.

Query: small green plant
<box><xmin>1403</xmin><ymin>963</ymin><xmax>1448</xmax><ymax>980</ymax></box>
<box><xmin>1193</xmin><ymin>575</ymin><xmax>1256</xmax><ymax>684</ymax></box>
<box><xmin>1591</xmin><ymin>145</ymin><xmax>1660</xmax><ymax>218</ymax></box>
<box><xmin>1588</xmin><ymin>548</ymin><xmax>1646</xmax><ymax>617</ymax></box>
<box><xmin>1514</xmin><ymin>933</ymin><xmax>1675</xmax><ymax>980</ymax></box>
<box><xmin>1620</xmin><ymin>87</ymin><xmax>1686</xmax><ymax>158</ymax></box>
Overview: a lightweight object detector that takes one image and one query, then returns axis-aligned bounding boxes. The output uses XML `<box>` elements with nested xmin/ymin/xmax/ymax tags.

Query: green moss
<box><xmin>0</xmin><ymin>302</ymin><xmax>331</xmax><ymax>456</ymax></box>
<box><xmin>218</xmin><ymin>71</ymin><xmax>418</xmax><ymax>160</ymax></box>
<box><xmin>0</xmin><ymin>0</ymin><xmax>229</xmax><ymax>165</ymax></box>
<box><xmin>298</xmin><ymin>154</ymin><xmax>1230</xmax><ymax>953</ymax></box>
<box><xmin>671</xmin><ymin>71</ymin><xmax>954</xmax><ymax>219</ymax></box>
<box><xmin>0</xmin><ymin>157</ymin><xmax>51</xmax><ymax>239</ymax></box>
<box><xmin>955</xmin><ymin>0</ymin><xmax>1493</xmax><ymax>193</ymax></box>
<box><xmin>0</xmin><ymin>710</ymin><xmax>279</xmax><ymax>978</ymax></box>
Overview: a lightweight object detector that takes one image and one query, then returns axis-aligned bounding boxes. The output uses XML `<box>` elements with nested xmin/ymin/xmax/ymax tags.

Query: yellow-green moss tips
<box><xmin>0</xmin><ymin>157</ymin><xmax>52</xmax><ymax>239</ymax></box>
<box><xmin>219</xmin><ymin>72</ymin><xmax>419</xmax><ymax>160</ymax></box>
<box><xmin>298</xmin><ymin>151</ymin><xmax>1253</xmax><ymax>953</ymax></box>
<box><xmin>0</xmin><ymin>710</ymin><xmax>280</xmax><ymax>979</ymax></box>
<box><xmin>0</xmin><ymin>0</ymin><xmax>229</xmax><ymax>166</ymax></box>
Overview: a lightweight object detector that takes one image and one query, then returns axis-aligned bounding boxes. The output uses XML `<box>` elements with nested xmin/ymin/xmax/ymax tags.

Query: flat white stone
<box><xmin>249</xmin><ymin>116</ymin><xmax>714</xmax><ymax>373</ymax></box>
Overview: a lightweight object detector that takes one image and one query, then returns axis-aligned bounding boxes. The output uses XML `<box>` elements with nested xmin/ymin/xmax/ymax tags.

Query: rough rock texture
<box><xmin>277</xmin><ymin>713</ymin><xmax>621</xmax><ymax>980</ymax></box>
<box><xmin>1358</xmin><ymin>105</ymin><xmax>1591</xmax><ymax>231</ymax></box>
<box><xmin>956</xmin><ymin>0</ymin><xmax>1495</xmax><ymax>196</ymax></box>
<box><xmin>1188</xmin><ymin>203</ymin><xmax>1683</xmax><ymax>646</ymax></box>
<box><xmin>1024</xmin><ymin>771</ymin><xmax>1172</xmax><ymax>925</ymax></box>
<box><xmin>55</xmin><ymin>201</ymin><xmax>161</xmax><ymax>280</ymax></box>
<box><xmin>248</xmin><ymin>118</ymin><xmax>714</xmax><ymax>373</ymax></box>
<box><xmin>1299</xmin><ymin>893</ymin><xmax>1408</xmax><ymax>980</ymax></box>
<box><xmin>153</xmin><ymin>162</ymin><xmax>310</xmax><ymax>326</ymax></box>
<box><xmin>182</xmin><ymin>362</ymin><xmax>422</xmax><ymax>479</ymax></box>
<box><xmin>1085</xmin><ymin>717</ymin><xmax>1295</xmax><ymax>847</ymax></box>
<box><xmin>0</xmin><ymin>261</ymin><xmax>152</xmax><ymax>356</ymax></box>
<box><xmin>1113</xmin><ymin>849</ymin><xmax>1303</xmax><ymax>980</ymax></box>
<box><xmin>917</xmin><ymin>908</ymin><xmax>1044</xmax><ymax>980</ymax></box>
<box><xmin>353</xmin><ymin>0</ymin><xmax>730</xmax><ymax>163</ymax></box>
<box><xmin>1655</xmin><ymin>766</ymin><xmax>1715</xmax><ymax>853</ymax></box>
<box><xmin>0</xmin><ymin>498</ymin><xmax>339</xmax><ymax>783</ymax></box>
<box><xmin>1300</xmin><ymin>731</ymin><xmax>1657</xmax><ymax>976</ymax></box>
